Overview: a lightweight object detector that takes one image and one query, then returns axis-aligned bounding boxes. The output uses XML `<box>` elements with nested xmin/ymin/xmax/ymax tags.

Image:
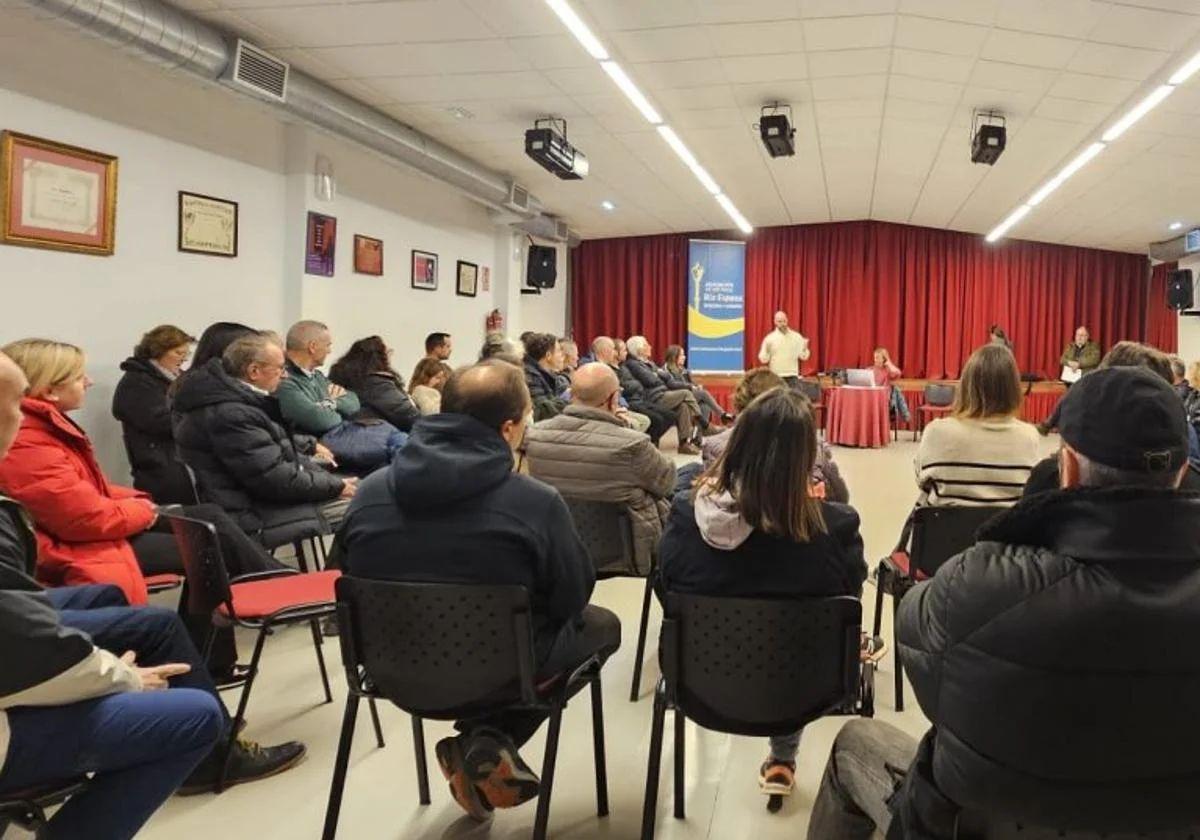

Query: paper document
<box><xmin>1060</xmin><ymin>365</ymin><xmax>1081</xmax><ymax>384</ymax></box>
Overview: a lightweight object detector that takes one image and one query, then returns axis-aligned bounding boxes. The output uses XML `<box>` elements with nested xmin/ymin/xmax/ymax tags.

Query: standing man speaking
<box><xmin>758</xmin><ymin>310</ymin><xmax>810</xmax><ymax>388</ymax></box>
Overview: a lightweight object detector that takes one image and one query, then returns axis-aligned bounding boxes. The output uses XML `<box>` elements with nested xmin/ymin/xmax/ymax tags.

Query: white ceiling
<box><xmin>14</xmin><ymin>0</ymin><xmax>1200</xmax><ymax>251</ymax></box>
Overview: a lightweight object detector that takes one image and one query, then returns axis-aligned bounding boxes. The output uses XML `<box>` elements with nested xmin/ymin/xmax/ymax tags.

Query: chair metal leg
<box><xmin>673</xmin><ymin>707</ymin><xmax>685</xmax><ymax>819</ymax></box>
<box><xmin>320</xmin><ymin>693</ymin><xmax>360</xmax><ymax>840</ymax></box>
<box><xmin>218</xmin><ymin>626</ymin><xmax>268</xmax><ymax>792</ymax></box>
<box><xmin>531</xmin><ymin>697</ymin><xmax>565</xmax><ymax>840</ymax></box>
<box><xmin>293</xmin><ymin>539</ymin><xmax>310</xmax><ymax>573</ymax></box>
<box><xmin>640</xmin><ymin>684</ymin><xmax>668</xmax><ymax>840</ymax></box>
<box><xmin>892</xmin><ymin>593</ymin><xmax>905</xmax><ymax>712</ymax></box>
<box><xmin>631</xmin><ymin>574</ymin><xmax>654</xmax><ymax>702</ymax></box>
<box><xmin>367</xmin><ymin>698</ymin><xmax>385</xmax><ymax>748</ymax></box>
<box><xmin>309</xmin><ymin>537</ymin><xmax>325</xmax><ymax>572</ymax></box>
<box><xmin>590</xmin><ymin>674</ymin><xmax>609</xmax><ymax>817</ymax></box>
<box><xmin>310</xmin><ymin>619</ymin><xmax>333</xmax><ymax>703</ymax></box>
<box><xmin>412</xmin><ymin>716</ymin><xmax>430</xmax><ymax>806</ymax></box>
<box><xmin>872</xmin><ymin>566</ymin><xmax>887</xmax><ymax>638</ymax></box>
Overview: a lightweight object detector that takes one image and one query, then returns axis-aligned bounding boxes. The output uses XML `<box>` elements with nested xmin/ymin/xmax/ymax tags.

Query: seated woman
<box><xmin>0</xmin><ymin>339</ymin><xmax>286</xmax><ymax>668</ymax></box>
<box><xmin>111</xmin><ymin>324</ymin><xmax>196</xmax><ymax>504</ymax></box>
<box><xmin>659</xmin><ymin>387</ymin><xmax>867</xmax><ymax>803</ymax></box>
<box><xmin>329</xmin><ymin>336</ymin><xmax>420</xmax><ymax>433</ymax></box>
<box><xmin>409</xmin><ymin>358</ymin><xmax>450</xmax><ymax>415</ymax></box>
<box><xmin>662</xmin><ymin>344</ymin><xmax>733</xmax><ymax>424</ymax></box>
<box><xmin>871</xmin><ymin>346</ymin><xmax>911</xmax><ymax>425</ymax></box>
<box><xmin>916</xmin><ymin>343</ymin><xmax>1040</xmax><ymax>506</ymax></box>
<box><xmin>701</xmin><ymin>368</ymin><xmax>848</xmax><ymax>503</ymax></box>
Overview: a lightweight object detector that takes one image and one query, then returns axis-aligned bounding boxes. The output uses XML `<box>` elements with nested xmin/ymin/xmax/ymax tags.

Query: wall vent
<box><xmin>228</xmin><ymin>40</ymin><xmax>289</xmax><ymax>102</ymax></box>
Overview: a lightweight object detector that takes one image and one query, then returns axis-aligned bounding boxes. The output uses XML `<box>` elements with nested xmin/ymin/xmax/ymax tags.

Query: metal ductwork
<box><xmin>1149</xmin><ymin>233</ymin><xmax>1195</xmax><ymax>263</ymax></box>
<box><xmin>24</xmin><ymin>0</ymin><xmax>551</xmax><ymax>221</ymax></box>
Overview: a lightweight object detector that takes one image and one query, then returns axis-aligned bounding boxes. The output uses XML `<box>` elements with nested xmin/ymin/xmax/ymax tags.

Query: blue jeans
<box><xmin>0</xmin><ymin>690</ymin><xmax>223</xmax><ymax>840</ymax></box>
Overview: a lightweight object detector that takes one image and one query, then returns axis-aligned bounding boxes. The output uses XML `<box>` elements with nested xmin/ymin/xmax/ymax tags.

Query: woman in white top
<box><xmin>916</xmin><ymin>343</ymin><xmax>1040</xmax><ymax>506</ymax></box>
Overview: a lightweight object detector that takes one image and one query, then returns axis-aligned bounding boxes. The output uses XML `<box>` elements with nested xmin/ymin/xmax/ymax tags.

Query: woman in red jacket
<box><xmin>0</xmin><ymin>339</ymin><xmax>282</xmax><ymax>609</ymax></box>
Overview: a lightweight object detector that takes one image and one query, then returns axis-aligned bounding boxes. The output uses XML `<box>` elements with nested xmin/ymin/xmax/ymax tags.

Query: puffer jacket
<box><xmin>523</xmin><ymin>358</ymin><xmax>566</xmax><ymax>421</ymax></box>
<box><xmin>523</xmin><ymin>404</ymin><xmax>674</xmax><ymax>574</ymax></box>
<box><xmin>0</xmin><ymin>398</ymin><xmax>156</xmax><ymax>604</ymax></box>
<box><xmin>621</xmin><ymin>357</ymin><xmax>667</xmax><ymax>401</ymax></box>
<box><xmin>110</xmin><ymin>356</ymin><xmax>193</xmax><ymax>503</ymax></box>
<box><xmin>895</xmin><ymin>486</ymin><xmax>1200</xmax><ymax>834</ymax></box>
<box><xmin>348</xmin><ymin>371</ymin><xmax>420</xmax><ymax>433</ymax></box>
<box><xmin>172</xmin><ymin>358</ymin><xmax>344</xmax><ymax>546</ymax></box>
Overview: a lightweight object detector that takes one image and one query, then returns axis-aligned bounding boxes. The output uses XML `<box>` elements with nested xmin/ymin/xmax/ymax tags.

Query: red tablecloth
<box><xmin>826</xmin><ymin>387</ymin><xmax>890</xmax><ymax>448</ymax></box>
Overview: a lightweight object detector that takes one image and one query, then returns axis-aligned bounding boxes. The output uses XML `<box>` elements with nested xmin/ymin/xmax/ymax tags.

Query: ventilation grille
<box><xmin>508</xmin><ymin>182</ymin><xmax>530</xmax><ymax>212</ymax></box>
<box><xmin>554</xmin><ymin>220</ymin><xmax>570</xmax><ymax>241</ymax></box>
<box><xmin>229</xmin><ymin>40</ymin><xmax>289</xmax><ymax>102</ymax></box>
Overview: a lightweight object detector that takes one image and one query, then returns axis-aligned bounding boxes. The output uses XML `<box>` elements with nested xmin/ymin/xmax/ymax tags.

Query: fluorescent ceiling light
<box><xmin>1102</xmin><ymin>84</ymin><xmax>1174</xmax><ymax>142</ymax></box>
<box><xmin>715</xmin><ymin>193</ymin><xmax>753</xmax><ymax>234</ymax></box>
<box><xmin>544</xmin><ymin>0</ymin><xmax>608</xmax><ymax>60</ymax></box>
<box><xmin>1027</xmin><ymin>142</ymin><xmax>1106</xmax><ymax>206</ymax></box>
<box><xmin>1169</xmin><ymin>49</ymin><xmax>1200</xmax><ymax>85</ymax></box>
<box><xmin>600</xmin><ymin>61</ymin><xmax>662</xmax><ymax>124</ymax></box>
<box><xmin>985</xmin><ymin>204</ymin><xmax>1031</xmax><ymax>243</ymax></box>
<box><xmin>657</xmin><ymin>126</ymin><xmax>721</xmax><ymax>194</ymax></box>
<box><xmin>601</xmin><ymin>200</ymin><xmax>615</xmax><ymax>211</ymax></box>
<box><xmin>1170</xmin><ymin>221</ymin><xmax>1184</xmax><ymax>230</ymax></box>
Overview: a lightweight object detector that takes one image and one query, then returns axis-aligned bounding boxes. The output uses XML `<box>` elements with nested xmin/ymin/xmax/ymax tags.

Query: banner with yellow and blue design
<box><xmin>687</xmin><ymin>239</ymin><xmax>745</xmax><ymax>372</ymax></box>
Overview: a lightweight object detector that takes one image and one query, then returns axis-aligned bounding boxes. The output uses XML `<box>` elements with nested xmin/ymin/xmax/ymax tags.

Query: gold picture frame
<box><xmin>1</xmin><ymin>130</ymin><xmax>119</xmax><ymax>256</ymax></box>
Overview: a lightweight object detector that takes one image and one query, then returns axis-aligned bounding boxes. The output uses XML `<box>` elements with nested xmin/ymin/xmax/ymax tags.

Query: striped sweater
<box><xmin>915</xmin><ymin>416</ymin><xmax>1041</xmax><ymax>506</ymax></box>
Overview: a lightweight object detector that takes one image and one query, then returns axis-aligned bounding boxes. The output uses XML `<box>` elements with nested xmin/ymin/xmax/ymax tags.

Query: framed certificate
<box><xmin>178</xmin><ymin>191</ymin><xmax>238</xmax><ymax>257</ymax></box>
<box><xmin>1</xmin><ymin>131</ymin><xmax>118</xmax><ymax>255</ymax></box>
<box><xmin>456</xmin><ymin>259</ymin><xmax>479</xmax><ymax>297</ymax></box>
<box><xmin>411</xmin><ymin>249</ymin><xmax>438</xmax><ymax>290</ymax></box>
<box><xmin>354</xmin><ymin>234</ymin><xmax>383</xmax><ymax>275</ymax></box>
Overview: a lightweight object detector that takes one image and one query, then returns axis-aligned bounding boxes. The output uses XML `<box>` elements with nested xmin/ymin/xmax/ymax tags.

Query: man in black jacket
<box><xmin>596</xmin><ymin>337</ymin><xmax>673</xmax><ymax>444</ymax></box>
<box><xmin>173</xmin><ymin>334</ymin><xmax>355</xmax><ymax>547</ymax></box>
<box><xmin>623</xmin><ymin>335</ymin><xmax>704</xmax><ymax>453</ymax></box>
<box><xmin>341</xmin><ymin>360</ymin><xmax>620</xmax><ymax>821</ymax></box>
<box><xmin>807</xmin><ymin>367</ymin><xmax>1200</xmax><ymax>838</ymax></box>
<box><xmin>521</xmin><ymin>332</ymin><xmax>567</xmax><ymax>421</ymax></box>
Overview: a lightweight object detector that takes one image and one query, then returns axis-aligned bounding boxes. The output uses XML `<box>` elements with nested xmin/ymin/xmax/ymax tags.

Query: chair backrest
<box><xmin>797</xmin><ymin>378</ymin><xmax>822</xmax><ymax>403</ymax></box>
<box><xmin>180</xmin><ymin>462</ymin><xmax>203</xmax><ymax>505</ymax></box>
<box><xmin>164</xmin><ymin>512</ymin><xmax>233</xmax><ymax>618</ymax></box>
<box><xmin>662</xmin><ymin>592</ymin><xmax>860</xmax><ymax>735</ymax></box>
<box><xmin>562</xmin><ymin>497</ymin><xmax>638</xmax><ymax>577</ymax></box>
<box><xmin>909</xmin><ymin>505</ymin><xmax>1004</xmax><ymax>578</ymax></box>
<box><xmin>924</xmin><ymin>382</ymin><xmax>956</xmax><ymax>406</ymax></box>
<box><xmin>335</xmin><ymin>576</ymin><xmax>538</xmax><ymax>718</ymax></box>
<box><xmin>960</xmin><ymin>816</ymin><xmax>1199</xmax><ymax>839</ymax></box>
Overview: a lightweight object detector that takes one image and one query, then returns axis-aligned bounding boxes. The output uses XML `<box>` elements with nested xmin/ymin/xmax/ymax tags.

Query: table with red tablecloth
<box><xmin>825</xmin><ymin>386</ymin><xmax>891</xmax><ymax>448</ymax></box>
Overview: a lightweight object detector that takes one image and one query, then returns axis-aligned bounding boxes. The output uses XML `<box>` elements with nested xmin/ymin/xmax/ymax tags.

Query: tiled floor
<box><xmin>136</xmin><ymin>434</ymin><xmax>1060</xmax><ymax>840</ymax></box>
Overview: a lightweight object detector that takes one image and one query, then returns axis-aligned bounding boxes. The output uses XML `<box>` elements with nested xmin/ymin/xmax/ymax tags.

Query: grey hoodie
<box><xmin>692</xmin><ymin>484</ymin><xmax>754</xmax><ymax>550</ymax></box>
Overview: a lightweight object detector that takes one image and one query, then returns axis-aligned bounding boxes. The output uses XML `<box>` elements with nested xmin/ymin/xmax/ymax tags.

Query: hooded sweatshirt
<box><xmin>340</xmin><ymin>413</ymin><xmax>594</xmax><ymax>658</ymax></box>
<box><xmin>657</xmin><ymin>483</ymin><xmax>867</xmax><ymax>600</ymax></box>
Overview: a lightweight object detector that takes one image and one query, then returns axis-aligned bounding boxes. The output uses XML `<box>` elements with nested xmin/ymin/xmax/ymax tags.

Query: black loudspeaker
<box><xmin>527</xmin><ymin>244</ymin><xmax>557</xmax><ymax>288</ymax></box>
<box><xmin>1168</xmin><ymin>269</ymin><xmax>1194</xmax><ymax>310</ymax></box>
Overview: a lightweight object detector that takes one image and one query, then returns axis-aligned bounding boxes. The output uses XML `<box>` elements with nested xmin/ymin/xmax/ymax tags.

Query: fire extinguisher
<box><xmin>485</xmin><ymin>308</ymin><xmax>504</xmax><ymax>334</ymax></box>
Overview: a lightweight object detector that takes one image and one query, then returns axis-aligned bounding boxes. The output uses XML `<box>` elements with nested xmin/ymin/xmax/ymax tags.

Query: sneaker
<box><xmin>435</xmin><ymin>736</ymin><xmax>494</xmax><ymax>821</ymax></box>
<box><xmin>860</xmin><ymin>634</ymin><xmax>888</xmax><ymax>663</ymax></box>
<box><xmin>464</xmin><ymin>729</ymin><xmax>541</xmax><ymax>809</ymax></box>
<box><xmin>678</xmin><ymin>442</ymin><xmax>702</xmax><ymax>456</ymax></box>
<box><xmin>758</xmin><ymin>759</ymin><xmax>796</xmax><ymax>796</ymax></box>
<box><xmin>177</xmin><ymin>738</ymin><xmax>306</xmax><ymax>795</ymax></box>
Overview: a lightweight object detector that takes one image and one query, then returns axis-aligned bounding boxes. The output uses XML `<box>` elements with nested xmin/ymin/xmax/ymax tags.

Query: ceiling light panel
<box><xmin>544</xmin><ymin>0</ymin><xmax>608</xmax><ymax>60</ymax></box>
<box><xmin>657</xmin><ymin>126</ymin><xmax>721</xmax><ymax>194</ymax></box>
<box><xmin>600</xmin><ymin>61</ymin><xmax>662</xmax><ymax>124</ymax></box>
<box><xmin>1101</xmin><ymin>84</ymin><xmax>1174</xmax><ymax>142</ymax></box>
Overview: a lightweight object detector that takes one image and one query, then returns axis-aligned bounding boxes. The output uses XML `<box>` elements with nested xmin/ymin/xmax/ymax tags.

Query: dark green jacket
<box><xmin>1059</xmin><ymin>340</ymin><xmax>1100</xmax><ymax>372</ymax></box>
<box><xmin>276</xmin><ymin>358</ymin><xmax>360</xmax><ymax>435</ymax></box>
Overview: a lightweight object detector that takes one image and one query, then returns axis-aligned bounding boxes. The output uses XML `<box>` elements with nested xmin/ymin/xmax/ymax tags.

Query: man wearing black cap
<box><xmin>804</xmin><ymin>366</ymin><xmax>1200</xmax><ymax>838</ymax></box>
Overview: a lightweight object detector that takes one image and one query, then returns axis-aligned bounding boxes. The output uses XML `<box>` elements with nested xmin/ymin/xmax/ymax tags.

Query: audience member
<box><xmin>1172</xmin><ymin>354</ymin><xmax>1200</xmax><ymax>426</ymax></box>
<box><xmin>624</xmin><ymin>336</ymin><xmax>704</xmax><ymax>454</ymax></box>
<box><xmin>870</xmin><ymin>346</ymin><xmax>911</xmax><ymax>425</ymax></box>
<box><xmin>659</xmin><ymin>387</ymin><xmax>866</xmax><ymax>802</ymax></box>
<box><xmin>479</xmin><ymin>332</ymin><xmax>524</xmax><ymax>365</ymax></box>
<box><xmin>702</xmin><ymin>369</ymin><xmax>848</xmax><ymax>504</ymax></box>
<box><xmin>591</xmin><ymin>337</ymin><xmax>658</xmax><ymax>438</ymax></box>
<box><xmin>559</xmin><ymin>338</ymin><xmax>579</xmax><ymax>373</ymax></box>
<box><xmin>522</xmin><ymin>332</ymin><xmax>568</xmax><ymax>421</ymax></box>
<box><xmin>757</xmin><ymin>310</ymin><xmax>810</xmax><ymax>387</ymax></box>
<box><xmin>523</xmin><ymin>362</ymin><xmax>674</xmax><ymax>574</ymax></box>
<box><xmin>111</xmin><ymin>324</ymin><xmax>197</xmax><ymax>504</ymax></box>
<box><xmin>173</xmin><ymin>334</ymin><xmax>355</xmax><ymax>549</ymax></box>
<box><xmin>423</xmin><ymin>332</ymin><xmax>452</xmax><ymax>362</ymax></box>
<box><xmin>661</xmin><ymin>344</ymin><xmax>733</xmax><ymax>424</ymax></box>
<box><xmin>190</xmin><ymin>321</ymin><xmax>257</xmax><ymax>369</ymax></box>
<box><xmin>409</xmin><ymin>358</ymin><xmax>449</xmax><ymax>415</ymax></box>
<box><xmin>329</xmin><ymin>335</ymin><xmax>419</xmax><ymax>433</ymax></box>
<box><xmin>915</xmin><ymin>343</ymin><xmax>1039</xmax><ymax>506</ymax></box>
<box><xmin>340</xmin><ymin>360</ymin><xmax>621</xmax><ymax>820</ymax></box>
<box><xmin>988</xmin><ymin>324</ymin><xmax>1012</xmax><ymax>351</ymax></box>
<box><xmin>808</xmin><ymin>367</ymin><xmax>1200</xmax><ymax>837</ymax></box>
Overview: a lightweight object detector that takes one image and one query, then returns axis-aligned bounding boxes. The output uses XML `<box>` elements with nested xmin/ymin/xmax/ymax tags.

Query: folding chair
<box><xmin>915</xmin><ymin>383</ymin><xmax>955</xmax><ymax>440</ymax></box>
<box><xmin>0</xmin><ymin>778</ymin><xmax>87</xmax><ymax>834</ymax></box>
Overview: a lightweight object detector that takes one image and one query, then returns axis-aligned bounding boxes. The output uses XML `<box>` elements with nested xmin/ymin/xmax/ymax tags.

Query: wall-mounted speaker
<box><xmin>1168</xmin><ymin>269</ymin><xmax>1194</xmax><ymax>311</ymax></box>
<box><xmin>527</xmin><ymin>244</ymin><xmax>557</xmax><ymax>289</ymax></box>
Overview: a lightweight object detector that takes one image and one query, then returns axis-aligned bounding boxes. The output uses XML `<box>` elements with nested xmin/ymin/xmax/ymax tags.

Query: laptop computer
<box><xmin>845</xmin><ymin>368</ymin><xmax>877</xmax><ymax>388</ymax></box>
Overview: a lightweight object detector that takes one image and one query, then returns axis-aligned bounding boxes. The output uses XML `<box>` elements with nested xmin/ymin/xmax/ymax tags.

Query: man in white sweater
<box><xmin>758</xmin><ymin>310</ymin><xmax>811</xmax><ymax>387</ymax></box>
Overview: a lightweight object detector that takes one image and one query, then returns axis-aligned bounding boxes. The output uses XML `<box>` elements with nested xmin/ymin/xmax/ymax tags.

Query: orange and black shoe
<box><xmin>758</xmin><ymin>759</ymin><xmax>796</xmax><ymax>797</ymax></box>
<box><xmin>435</xmin><ymin>736</ymin><xmax>494</xmax><ymax>821</ymax></box>
<box><xmin>465</xmin><ymin>729</ymin><xmax>541</xmax><ymax>809</ymax></box>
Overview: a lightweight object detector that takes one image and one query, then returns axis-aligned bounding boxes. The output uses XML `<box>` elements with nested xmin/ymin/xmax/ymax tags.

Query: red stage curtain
<box><xmin>571</xmin><ymin>221</ymin><xmax>1160</xmax><ymax>379</ymax></box>
<box><xmin>1145</xmin><ymin>261</ymin><xmax>1179</xmax><ymax>353</ymax></box>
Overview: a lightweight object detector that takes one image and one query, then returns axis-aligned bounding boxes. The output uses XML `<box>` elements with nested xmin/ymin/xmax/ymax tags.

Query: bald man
<box><xmin>524</xmin><ymin>363</ymin><xmax>675</xmax><ymax>577</ymax></box>
<box><xmin>758</xmin><ymin>310</ymin><xmax>810</xmax><ymax>387</ymax></box>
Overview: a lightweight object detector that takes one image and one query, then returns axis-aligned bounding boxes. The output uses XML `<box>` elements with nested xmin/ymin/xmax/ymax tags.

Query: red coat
<box><xmin>0</xmin><ymin>398</ymin><xmax>156</xmax><ymax>603</ymax></box>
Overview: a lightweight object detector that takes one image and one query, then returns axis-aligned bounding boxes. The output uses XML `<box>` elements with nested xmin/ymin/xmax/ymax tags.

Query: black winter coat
<box><xmin>350</xmin><ymin>371</ymin><xmax>420</xmax><ymax>433</ymax></box>
<box><xmin>621</xmin><ymin>357</ymin><xmax>667</xmax><ymax>401</ymax></box>
<box><xmin>896</xmin><ymin>486</ymin><xmax>1200</xmax><ymax>834</ymax></box>
<box><xmin>111</xmin><ymin>357</ymin><xmax>193</xmax><ymax>503</ymax></box>
<box><xmin>523</xmin><ymin>358</ymin><xmax>566</xmax><ymax>422</ymax></box>
<box><xmin>172</xmin><ymin>359</ymin><xmax>344</xmax><ymax>546</ymax></box>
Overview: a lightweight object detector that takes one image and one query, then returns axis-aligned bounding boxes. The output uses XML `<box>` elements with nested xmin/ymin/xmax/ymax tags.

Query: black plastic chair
<box><xmin>915</xmin><ymin>382</ymin><xmax>956</xmax><ymax>440</ymax></box>
<box><xmin>564</xmin><ymin>497</ymin><xmax>656</xmax><ymax>702</ymax></box>
<box><xmin>0</xmin><ymin>778</ymin><xmax>87</xmax><ymax>833</ymax></box>
<box><xmin>323</xmin><ymin>577</ymin><xmax>609</xmax><ymax>840</ymax></box>
<box><xmin>797</xmin><ymin>378</ymin><xmax>824</xmax><ymax>430</ymax></box>
<box><xmin>956</xmin><ymin>815</ymin><xmax>1200</xmax><ymax>839</ymax></box>
<box><xmin>873</xmin><ymin>505</ymin><xmax>1005</xmax><ymax>711</ymax></box>
<box><xmin>640</xmin><ymin>593</ymin><xmax>873</xmax><ymax>837</ymax></box>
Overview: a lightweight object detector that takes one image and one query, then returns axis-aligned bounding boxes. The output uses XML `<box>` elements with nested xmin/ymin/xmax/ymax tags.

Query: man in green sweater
<box><xmin>1059</xmin><ymin>325</ymin><xmax>1101</xmax><ymax>382</ymax></box>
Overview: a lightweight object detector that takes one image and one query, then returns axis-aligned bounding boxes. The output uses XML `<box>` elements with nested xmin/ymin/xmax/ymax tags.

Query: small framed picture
<box><xmin>354</xmin><ymin>234</ymin><xmax>383</xmax><ymax>275</ymax></box>
<box><xmin>411</xmin><ymin>249</ymin><xmax>438</xmax><ymax>290</ymax></box>
<box><xmin>178</xmin><ymin>191</ymin><xmax>238</xmax><ymax>257</ymax></box>
<box><xmin>305</xmin><ymin>211</ymin><xmax>337</xmax><ymax>277</ymax></box>
<box><xmin>456</xmin><ymin>259</ymin><xmax>479</xmax><ymax>297</ymax></box>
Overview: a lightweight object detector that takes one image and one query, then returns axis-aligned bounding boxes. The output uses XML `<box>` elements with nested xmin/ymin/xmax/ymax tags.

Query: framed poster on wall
<box><xmin>411</xmin><ymin>249</ymin><xmax>438</xmax><ymax>290</ymax></box>
<box><xmin>178</xmin><ymin>191</ymin><xmax>238</xmax><ymax>257</ymax></box>
<box><xmin>456</xmin><ymin>260</ymin><xmax>478</xmax><ymax>297</ymax></box>
<box><xmin>305</xmin><ymin>211</ymin><xmax>337</xmax><ymax>276</ymax></box>
<box><xmin>354</xmin><ymin>234</ymin><xmax>383</xmax><ymax>275</ymax></box>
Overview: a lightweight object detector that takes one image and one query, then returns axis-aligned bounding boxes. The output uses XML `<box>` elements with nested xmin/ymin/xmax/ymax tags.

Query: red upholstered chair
<box><xmin>914</xmin><ymin>382</ymin><xmax>955</xmax><ymax>440</ymax></box>
<box><xmin>872</xmin><ymin>505</ymin><xmax>1005</xmax><ymax>711</ymax></box>
<box><xmin>797</xmin><ymin>378</ymin><xmax>825</xmax><ymax>430</ymax></box>
<box><xmin>144</xmin><ymin>572</ymin><xmax>183</xmax><ymax>594</ymax></box>
<box><xmin>165</xmin><ymin>512</ymin><xmax>382</xmax><ymax>792</ymax></box>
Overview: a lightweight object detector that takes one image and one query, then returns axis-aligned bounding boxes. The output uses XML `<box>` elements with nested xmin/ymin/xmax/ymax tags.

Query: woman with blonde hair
<box><xmin>915</xmin><ymin>343</ymin><xmax>1040</xmax><ymax>506</ymax></box>
<box><xmin>410</xmin><ymin>357</ymin><xmax>450</xmax><ymax>414</ymax></box>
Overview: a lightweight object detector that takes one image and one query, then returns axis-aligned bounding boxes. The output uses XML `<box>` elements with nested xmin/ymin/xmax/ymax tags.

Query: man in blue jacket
<box><xmin>341</xmin><ymin>359</ymin><xmax>621</xmax><ymax>821</ymax></box>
